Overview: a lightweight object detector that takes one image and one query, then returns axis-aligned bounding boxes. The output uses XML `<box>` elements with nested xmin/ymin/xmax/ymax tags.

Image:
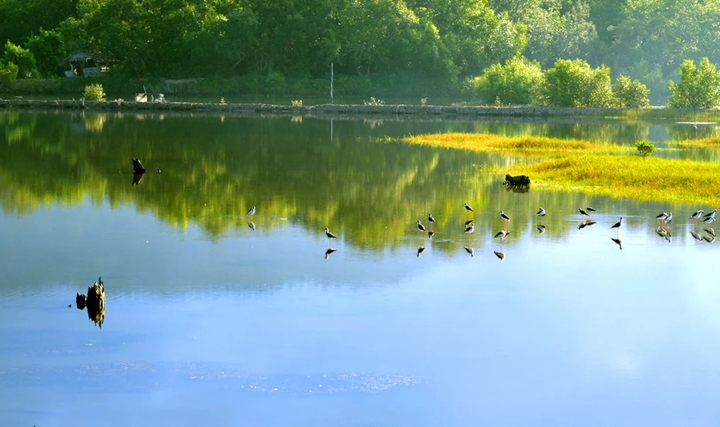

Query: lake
<box><xmin>1</xmin><ymin>110</ymin><xmax>720</xmax><ymax>426</ymax></box>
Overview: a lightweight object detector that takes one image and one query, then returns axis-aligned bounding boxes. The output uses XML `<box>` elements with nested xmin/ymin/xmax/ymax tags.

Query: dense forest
<box><xmin>1</xmin><ymin>0</ymin><xmax>720</xmax><ymax>104</ymax></box>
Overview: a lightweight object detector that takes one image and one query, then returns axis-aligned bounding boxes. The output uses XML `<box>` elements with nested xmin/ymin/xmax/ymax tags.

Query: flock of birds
<box><xmin>242</xmin><ymin>202</ymin><xmax>716</xmax><ymax>259</ymax></box>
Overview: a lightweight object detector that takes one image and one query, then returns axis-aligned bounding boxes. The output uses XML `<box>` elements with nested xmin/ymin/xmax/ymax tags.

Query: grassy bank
<box><xmin>404</xmin><ymin>133</ymin><xmax>720</xmax><ymax>206</ymax></box>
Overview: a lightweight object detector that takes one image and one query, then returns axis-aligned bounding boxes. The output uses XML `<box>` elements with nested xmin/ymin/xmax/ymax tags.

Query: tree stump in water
<box><xmin>75</xmin><ymin>277</ymin><xmax>106</xmax><ymax>328</ymax></box>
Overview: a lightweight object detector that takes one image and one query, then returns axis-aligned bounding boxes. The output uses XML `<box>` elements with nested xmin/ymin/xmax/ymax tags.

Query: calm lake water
<box><xmin>1</xmin><ymin>110</ymin><xmax>720</xmax><ymax>426</ymax></box>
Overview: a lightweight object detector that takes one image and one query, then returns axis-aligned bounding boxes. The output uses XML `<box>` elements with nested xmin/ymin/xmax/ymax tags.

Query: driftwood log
<box><xmin>76</xmin><ymin>277</ymin><xmax>106</xmax><ymax>328</ymax></box>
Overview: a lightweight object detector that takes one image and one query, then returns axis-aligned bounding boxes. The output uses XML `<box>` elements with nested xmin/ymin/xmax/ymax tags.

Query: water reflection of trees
<box><xmin>0</xmin><ymin>112</ymin><xmax>713</xmax><ymax>251</ymax></box>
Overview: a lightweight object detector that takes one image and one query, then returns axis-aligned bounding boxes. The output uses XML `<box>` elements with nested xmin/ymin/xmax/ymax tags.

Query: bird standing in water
<box><xmin>324</xmin><ymin>227</ymin><xmax>337</xmax><ymax>241</ymax></box>
<box><xmin>537</xmin><ymin>207</ymin><xmax>546</xmax><ymax>217</ymax></box>
<box><xmin>500</xmin><ymin>211</ymin><xmax>511</xmax><ymax>223</ymax></box>
<box><xmin>611</xmin><ymin>217</ymin><xmax>624</xmax><ymax>235</ymax></box>
<box><xmin>464</xmin><ymin>202</ymin><xmax>473</xmax><ymax>213</ymax></box>
<box><xmin>417</xmin><ymin>220</ymin><xmax>426</xmax><ymax>233</ymax></box>
<box><xmin>427</xmin><ymin>214</ymin><xmax>436</xmax><ymax>225</ymax></box>
<box><xmin>247</xmin><ymin>206</ymin><xmax>256</xmax><ymax>216</ymax></box>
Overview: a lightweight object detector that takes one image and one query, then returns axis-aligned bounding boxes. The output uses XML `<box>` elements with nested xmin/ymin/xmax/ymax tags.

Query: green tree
<box><xmin>668</xmin><ymin>58</ymin><xmax>720</xmax><ymax>108</ymax></box>
<box><xmin>25</xmin><ymin>29</ymin><xmax>66</xmax><ymax>77</ymax></box>
<box><xmin>544</xmin><ymin>58</ymin><xmax>614</xmax><ymax>107</ymax></box>
<box><xmin>2</xmin><ymin>41</ymin><xmax>37</xmax><ymax>78</ymax></box>
<box><xmin>613</xmin><ymin>74</ymin><xmax>650</xmax><ymax>108</ymax></box>
<box><xmin>0</xmin><ymin>61</ymin><xmax>19</xmax><ymax>85</ymax></box>
<box><xmin>473</xmin><ymin>56</ymin><xmax>544</xmax><ymax>105</ymax></box>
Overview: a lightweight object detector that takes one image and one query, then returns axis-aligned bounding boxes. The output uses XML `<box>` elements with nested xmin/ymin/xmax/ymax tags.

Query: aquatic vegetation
<box><xmin>404</xmin><ymin>132</ymin><xmax>720</xmax><ymax>206</ymax></box>
<box><xmin>405</xmin><ymin>133</ymin><xmax>620</xmax><ymax>155</ymax></box>
<box><xmin>675</xmin><ymin>136</ymin><xmax>720</xmax><ymax>149</ymax></box>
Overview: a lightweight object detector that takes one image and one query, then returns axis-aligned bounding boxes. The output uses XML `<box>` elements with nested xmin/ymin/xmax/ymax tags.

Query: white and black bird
<box><xmin>464</xmin><ymin>219</ymin><xmax>474</xmax><ymax>226</ymax></box>
<box><xmin>494</xmin><ymin>229</ymin><xmax>509</xmax><ymax>240</ymax></box>
<box><xmin>417</xmin><ymin>246</ymin><xmax>426</xmax><ymax>257</ymax></box>
<box><xmin>704</xmin><ymin>209</ymin><xmax>717</xmax><ymax>223</ymax></box>
<box><xmin>691</xmin><ymin>210</ymin><xmax>704</xmax><ymax>221</ymax></box>
<box><xmin>578</xmin><ymin>208</ymin><xmax>590</xmax><ymax>218</ymax></box>
<box><xmin>416</xmin><ymin>220</ymin><xmax>426</xmax><ymax>232</ymax></box>
<box><xmin>500</xmin><ymin>211</ymin><xmax>511</xmax><ymax>222</ymax></box>
<box><xmin>665</xmin><ymin>212</ymin><xmax>673</xmax><ymax>224</ymax></box>
<box><xmin>464</xmin><ymin>246</ymin><xmax>475</xmax><ymax>257</ymax></box>
<box><xmin>247</xmin><ymin>206</ymin><xmax>256</xmax><ymax>216</ymax></box>
<box><xmin>427</xmin><ymin>214</ymin><xmax>436</xmax><ymax>224</ymax></box>
<box><xmin>656</xmin><ymin>212</ymin><xmax>668</xmax><ymax>222</ymax></box>
<box><xmin>324</xmin><ymin>227</ymin><xmax>337</xmax><ymax>240</ymax></box>
<box><xmin>537</xmin><ymin>207</ymin><xmax>546</xmax><ymax>217</ymax></box>
<box><xmin>464</xmin><ymin>223</ymin><xmax>475</xmax><ymax>234</ymax></box>
<box><xmin>611</xmin><ymin>216</ymin><xmax>624</xmax><ymax>233</ymax></box>
<box><xmin>464</xmin><ymin>202</ymin><xmax>474</xmax><ymax>212</ymax></box>
<box><xmin>536</xmin><ymin>225</ymin><xmax>546</xmax><ymax>234</ymax></box>
<box><xmin>586</xmin><ymin>207</ymin><xmax>597</xmax><ymax>214</ymax></box>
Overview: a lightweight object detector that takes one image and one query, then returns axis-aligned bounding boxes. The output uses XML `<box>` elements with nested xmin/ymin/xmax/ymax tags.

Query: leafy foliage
<box><xmin>0</xmin><ymin>61</ymin><xmax>19</xmax><ymax>85</ymax></box>
<box><xmin>668</xmin><ymin>58</ymin><xmax>720</xmax><ymax>108</ymax></box>
<box><xmin>613</xmin><ymin>75</ymin><xmax>650</xmax><ymax>108</ymax></box>
<box><xmin>84</xmin><ymin>83</ymin><xmax>106</xmax><ymax>101</ymax></box>
<box><xmin>543</xmin><ymin>59</ymin><xmax>614</xmax><ymax>107</ymax></box>
<box><xmin>635</xmin><ymin>140</ymin><xmax>655</xmax><ymax>156</ymax></box>
<box><xmin>3</xmin><ymin>41</ymin><xmax>37</xmax><ymax>79</ymax></box>
<box><xmin>473</xmin><ymin>56</ymin><xmax>544</xmax><ymax>105</ymax></box>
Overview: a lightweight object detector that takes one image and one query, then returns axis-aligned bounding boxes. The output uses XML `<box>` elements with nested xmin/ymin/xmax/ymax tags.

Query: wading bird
<box><xmin>247</xmin><ymin>206</ymin><xmax>256</xmax><ymax>216</ymax></box>
<box><xmin>464</xmin><ymin>202</ymin><xmax>473</xmax><ymax>212</ymax></box>
<box><xmin>500</xmin><ymin>211</ymin><xmax>511</xmax><ymax>222</ymax></box>
<box><xmin>611</xmin><ymin>217</ymin><xmax>624</xmax><ymax>235</ymax></box>
<box><xmin>416</xmin><ymin>220</ymin><xmax>426</xmax><ymax>233</ymax></box>
<box><xmin>537</xmin><ymin>207</ymin><xmax>546</xmax><ymax>217</ymax></box>
<box><xmin>427</xmin><ymin>214</ymin><xmax>436</xmax><ymax>224</ymax></box>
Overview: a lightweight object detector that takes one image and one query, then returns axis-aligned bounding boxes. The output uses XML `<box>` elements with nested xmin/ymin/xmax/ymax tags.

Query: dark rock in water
<box><xmin>505</xmin><ymin>174</ymin><xmax>530</xmax><ymax>186</ymax></box>
<box><xmin>75</xmin><ymin>277</ymin><xmax>106</xmax><ymax>328</ymax></box>
<box><xmin>504</xmin><ymin>174</ymin><xmax>531</xmax><ymax>192</ymax></box>
<box><xmin>131</xmin><ymin>157</ymin><xmax>146</xmax><ymax>174</ymax></box>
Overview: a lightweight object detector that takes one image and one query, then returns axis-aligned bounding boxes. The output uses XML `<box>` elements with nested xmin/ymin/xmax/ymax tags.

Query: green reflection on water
<box><xmin>1</xmin><ymin>111</ymin><xmax>716</xmax><ymax>250</ymax></box>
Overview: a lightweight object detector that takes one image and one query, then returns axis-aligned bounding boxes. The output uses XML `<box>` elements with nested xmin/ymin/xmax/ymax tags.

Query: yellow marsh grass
<box><xmin>675</xmin><ymin>136</ymin><xmax>720</xmax><ymax>149</ymax></box>
<box><xmin>403</xmin><ymin>133</ymin><xmax>720</xmax><ymax>206</ymax></box>
<box><xmin>406</xmin><ymin>133</ymin><xmax>620</xmax><ymax>155</ymax></box>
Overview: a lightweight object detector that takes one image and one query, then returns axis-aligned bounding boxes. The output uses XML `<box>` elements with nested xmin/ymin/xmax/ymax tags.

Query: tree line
<box><xmin>1</xmin><ymin>0</ymin><xmax>720</xmax><ymax>106</ymax></box>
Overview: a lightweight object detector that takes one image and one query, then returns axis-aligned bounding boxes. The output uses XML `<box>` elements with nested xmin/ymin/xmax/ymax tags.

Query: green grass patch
<box><xmin>403</xmin><ymin>132</ymin><xmax>720</xmax><ymax>206</ymax></box>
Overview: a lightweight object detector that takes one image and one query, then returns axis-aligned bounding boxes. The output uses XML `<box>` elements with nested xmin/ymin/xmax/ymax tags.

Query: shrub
<box><xmin>636</xmin><ymin>140</ymin><xmax>655</xmax><ymax>156</ymax></box>
<box><xmin>473</xmin><ymin>56</ymin><xmax>545</xmax><ymax>105</ymax></box>
<box><xmin>266</xmin><ymin>72</ymin><xmax>286</xmax><ymax>94</ymax></box>
<box><xmin>84</xmin><ymin>83</ymin><xmax>106</xmax><ymax>101</ymax></box>
<box><xmin>544</xmin><ymin>59</ymin><xmax>615</xmax><ymax>107</ymax></box>
<box><xmin>0</xmin><ymin>61</ymin><xmax>19</xmax><ymax>85</ymax></box>
<box><xmin>668</xmin><ymin>58</ymin><xmax>720</xmax><ymax>108</ymax></box>
<box><xmin>613</xmin><ymin>75</ymin><xmax>650</xmax><ymax>108</ymax></box>
<box><xmin>3</xmin><ymin>41</ymin><xmax>37</xmax><ymax>79</ymax></box>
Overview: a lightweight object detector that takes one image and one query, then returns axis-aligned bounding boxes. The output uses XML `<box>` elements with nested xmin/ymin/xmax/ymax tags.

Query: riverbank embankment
<box><xmin>1</xmin><ymin>99</ymin><xmax>717</xmax><ymax>121</ymax></box>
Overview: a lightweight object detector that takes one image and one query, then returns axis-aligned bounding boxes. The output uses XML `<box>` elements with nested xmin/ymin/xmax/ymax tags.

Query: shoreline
<box><xmin>2</xmin><ymin>98</ymin><xmax>717</xmax><ymax>120</ymax></box>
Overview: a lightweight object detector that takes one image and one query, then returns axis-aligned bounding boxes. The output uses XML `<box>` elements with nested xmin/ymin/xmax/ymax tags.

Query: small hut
<box><xmin>60</xmin><ymin>51</ymin><xmax>117</xmax><ymax>77</ymax></box>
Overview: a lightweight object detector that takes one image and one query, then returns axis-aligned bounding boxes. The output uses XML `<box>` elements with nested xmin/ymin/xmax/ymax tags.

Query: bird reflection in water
<box><xmin>655</xmin><ymin>226</ymin><xmax>672</xmax><ymax>243</ymax></box>
<box><xmin>610</xmin><ymin>237</ymin><xmax>623</xmax><ymax>250</ymax></box>
<box><xmin>464</xmin><ymin>246</ymin><xmax>474</xmax><ymax>257</ymax></box>
<box><xmin>132</xmin><ymin>172</ymin><xmax>144</xmax><ymax>185</ymax></box>
<box><xmin>578</xmin><ymin>220</ymin><xmax>596</xmax><ymax>230</ymax></box>
<box><xmin>248</xmin><ymin>222</ymin><xmax>256</xmax><ymax>231</ymax></box>
<box><xmin>324</xmin><ymin>248</ymin><xmax>337</xmax><ymax>259</ymax></box>
<box><xmin>428</xmin><ymin>231</ymin><xmax>435</xmax><ymax>239</ymax></box>
<box><xmin>690</xmin><ymin>230</ymin><xmax>703</xmax><ymax>241</ymax></box>
<box><xmin>536</xmin><ymin>225</ymin><xmax>546</xmax><ymax>234</ymax></box>
<box><xmin>493</xmin><ymin>250</ymin><xmax>505</xmax><ymax>261</ymax></box>
<box><xmin>417</xmin><ymin>246</ymin><xmax>426</xmax><ymax>257</ymax></box>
